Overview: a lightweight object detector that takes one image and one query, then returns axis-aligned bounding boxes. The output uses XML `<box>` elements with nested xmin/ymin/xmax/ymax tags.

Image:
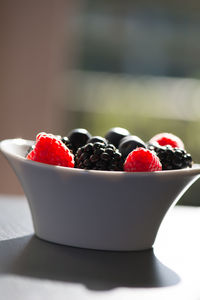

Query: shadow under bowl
<box><xmin>1</xmin><ymin>138</ymin><xmax>200</xmax><ymax>251</ymax></box>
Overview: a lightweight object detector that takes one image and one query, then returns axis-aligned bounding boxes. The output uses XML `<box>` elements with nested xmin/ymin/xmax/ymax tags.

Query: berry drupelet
<box><xmin>87</xmin><ymin>136</ymin><xmax>107</xmax><ymax>145</ymax></box>
<box><xmin>75</xmin><ymin>142</ymin><xmax>124</xmax><ymax>171</ymax></box>
<box><xmin>148</xmin><ymin>143</ymin><xmax>193</xmax><ymax>170</ymax></box>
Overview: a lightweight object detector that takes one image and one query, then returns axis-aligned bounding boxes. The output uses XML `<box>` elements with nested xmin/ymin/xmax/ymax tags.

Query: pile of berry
<box><xmin>26</xmin><ymin>128</ymin><xmax>193</xmax><ymax>172</ymax></box>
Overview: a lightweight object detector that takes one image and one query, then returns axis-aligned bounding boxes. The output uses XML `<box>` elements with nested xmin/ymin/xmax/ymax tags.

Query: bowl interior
<box><xmin>1</xmin><ymin>138</ymin><xmax>200</xmax><ymax>178</ymax></box>
<box><xmin>1</xmin><ymin>138</ymin><xmax>34</xmax><ymax>158</ymax></box>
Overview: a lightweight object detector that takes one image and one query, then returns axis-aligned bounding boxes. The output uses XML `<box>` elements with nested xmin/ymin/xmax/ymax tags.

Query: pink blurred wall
<box><xmin>0</xmin><ymin>0</ymin><xmax>77</xmax><ymax>193</ymax></box>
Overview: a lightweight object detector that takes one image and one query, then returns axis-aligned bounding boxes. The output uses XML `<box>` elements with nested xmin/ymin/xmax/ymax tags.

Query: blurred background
<box><xmin>0</xmin><ymin>0</ymin><xmax>200</xmax><ymax>204</ymax></box>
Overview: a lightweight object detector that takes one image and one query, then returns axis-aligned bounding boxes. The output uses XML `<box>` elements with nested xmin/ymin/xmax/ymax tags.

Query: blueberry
<box><xmin>104</xmin><ymin>127</ymin><xmax>130</xmax><ymax>148</ymax></box>
<box><xmin>61</xmin><ymin>136</ymin><xmax>73</xmax><ymax>151</ymax></box>
<box><xmin>119</xmin><ymin>135</ymin><xmax>146</xmax><ymax>158</ymax></box>
<box><xmin>68</xmin><ymin>128</ymin><xmax>91</xmax><ymax>152</ymax></box>
<box><xmin>88</xmin><ymin>136</ymin><xmax>107</xmax><ymax>145</ymax></box>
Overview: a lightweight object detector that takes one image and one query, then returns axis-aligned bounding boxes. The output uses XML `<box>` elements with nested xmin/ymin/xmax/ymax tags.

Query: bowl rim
<box><xmin>1</xmin><ymin>138</ymin><xmax>200</xmax><ymax>177</ymax></box>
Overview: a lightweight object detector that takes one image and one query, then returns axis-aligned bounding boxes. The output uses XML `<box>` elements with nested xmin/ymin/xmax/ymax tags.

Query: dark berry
<box><xmin>75</xmin><ymin>142</ymin><xmax>124</xmax><ymax>171</ymax></box>
<box><xmin>61</xmin><ymin>136</ymin><xmax>73</xmax><ymax>152</ymax></box>
<box><xmin>88</xmin><ymin>136</ymin><xmax>107</xmax><ymax>145</ymax></box>
<box><xmin>148</xmin><ymin>144</ymin><xmax>193</xmax><ymax>170</ymax></box>
<box><xmin>26</xmin><ymin>144</ymin><xmax>35</xmax><ymax>156</ymax></box>
<box><xmin>68</xmin><ymin>128</ymin><xmax>91</xmax><ymax>153</ymax></box>
<box><xmin>119</xmin><ymin>135</ymin><xmax>146</xmax><ymax>159</ymax></box>
<box><xmin>104</xmin><ymin>127</ymin><xmax>130</xmax><ymax>148</ymax></box>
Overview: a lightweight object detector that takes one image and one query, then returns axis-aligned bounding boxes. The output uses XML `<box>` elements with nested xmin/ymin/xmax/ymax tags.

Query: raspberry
<box><xmin>124</xmin><ymin>147</ymin><xmax>162</xmax><ymax>172</ymax></box>
<box><xmin>149</xmin><ymin>132</ymin><xmax>184</xmax><ymax>149</ymax></box>
<box><xmin>26</xmin><ymin>132</ymin><xmax>74</xmax><ymax>168</ymax></box>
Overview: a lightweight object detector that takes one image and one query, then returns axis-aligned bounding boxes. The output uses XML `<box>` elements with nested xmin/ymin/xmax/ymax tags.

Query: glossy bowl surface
<box><xmin>1</xmin><ymin>138</ymin><xmax>200</xmax><ymax>251</ymax></box>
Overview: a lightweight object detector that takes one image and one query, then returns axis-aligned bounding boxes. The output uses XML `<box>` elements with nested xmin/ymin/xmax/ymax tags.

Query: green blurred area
<box><xmin>62</xmin><ymin>71</ymin><xmax>200</xmax><ymax>206</ymax></box>
<box><xmin>69</xmin><ymin>112</ymin><xmax>200</xmax><ymax>163</ymax></box>
<box><xmin>64</xmin><ymin>71</ymin><xmax>200</xmax><ymax>162</ymax></box>
<box><xmin>62</xmin><ymin>2</ymin><xmax>200</xmax><ymax>206</ymax></box>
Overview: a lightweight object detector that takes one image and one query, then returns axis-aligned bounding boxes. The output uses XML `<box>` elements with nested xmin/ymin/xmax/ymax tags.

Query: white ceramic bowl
<box><xmin>1</xmin><ymin>138</ymin><xmax>200</xmax><ymax>251</ymax></box>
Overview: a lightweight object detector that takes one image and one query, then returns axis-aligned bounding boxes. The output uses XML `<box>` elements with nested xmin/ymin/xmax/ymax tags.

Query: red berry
<box><xmin>27</xmin><ymin>132</ymin><xmax>74</xmax><ymax>168</ymax></box>
<box><xmin>149</xmin><ymin>132</ymin><xmax>184</xmax><ymax>149</ymax></box>
<box><xmin>124</xmin><ymin>147</ymin><xmax>162</xmax><ymax>172</ymax></box>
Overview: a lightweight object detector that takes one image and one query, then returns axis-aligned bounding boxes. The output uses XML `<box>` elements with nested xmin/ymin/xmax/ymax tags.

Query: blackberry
<box><xmin>87</xmin><ymin>136</ymin><xmax>107</xmax><ymax>145</ymax></box>
<box><xmin>75</xmin><ymin>142</ymin><xmax>124</xmax><ymax>171</ymax></box>
<box><xmin>148</xmin><ymin>144</ymin><xmax>193</xmax><ymax>170</ymax></box>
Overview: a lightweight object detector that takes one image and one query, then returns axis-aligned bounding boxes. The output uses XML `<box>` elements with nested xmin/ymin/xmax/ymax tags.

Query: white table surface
<box><xmin>0</xmin><ymin>195</ymin><xmax>200</xmax><ymax>300</ymax></box>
